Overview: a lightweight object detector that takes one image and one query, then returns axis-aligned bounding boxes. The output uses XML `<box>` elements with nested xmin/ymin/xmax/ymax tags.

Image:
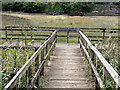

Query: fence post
<box><xmin>35</xmin><ymin>48</ymin><xmax>39</xmax><ymax>86</ymax></box>
<box><xmin>56</xmin><ymin>32</ymin><xmax>57</xmax><ymax>43</ymax></box>
<box><xmin>67</xmin><ymin>31</ymin><xmax>69</xmax><ymax>43</ymax></box>
<box><xmin>48</xmin><ymin>43</ymin><xmax>50</xmax><ymax>60</ymax></box>
<box><xmin>31</xmin><ymin>34</ymin><xmax>33</xmax><ymax>40</ymax></box>
<box><xmin>28</xmin><ymin>65</ymin><xmax>32</xmax><ymax>86</ymax></box>
<box><xmin>46</xmin><ymin>44</ymin><xmax>48</xmax><ymax>56</ymax></box>
<box><xmin>102</xmin><ymin>29</ymin><xmax>106</xmax><ymax>43</ymax></box>
<box><xmin>5</xmin><ymin>27</ymin><xmax>8</xmax><ymax>42</ymax></box>
<box><xmin>90</xmin><ymin>49</ymin><xmax>95</xmax><ymax>62</ymax></box>
<box><xmin>40</xmin><ymin>49</ymin><xmax>44</xmax><ymax>76</ymax></box>
<box><xmin>25</xmin><ymin>32</ymin><xmax>27</xmax><ymax>47</ymax></box>
<box><xmin>78</xmin><ymin>35</ymin><xmax>80</xmax><ymax>43</ymax></box>
<box><xmin>10</xmin><ymin>72</ymin><xmax>17</xmax><ymax>88</ymax></box>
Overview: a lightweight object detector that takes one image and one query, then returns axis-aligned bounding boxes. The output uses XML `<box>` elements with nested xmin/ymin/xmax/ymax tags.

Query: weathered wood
<box><xmin>35</xmin><ymin>48</ymin><xmax>39</xmax><ymax>86</ymax></box>
<box><xmin>30</xmin><ymin>60</ymin><xmax>45</xmax><ymax>88</ymax></box>
<box><xmin>57</xmin><ymin>35</ymin><xmax>78</xmax><ymax>37</ymax></box>
<box><xmin>40</xmin><ymin>49</ymin><xmax>44</xmax><ymax>76</ymax></box>
<box><xmin>79</xmin><ymin>31</ymin><xmax>120</xmax><ymax>87</ymax></box>
<box><xmin>10</xmin><ymin>72</ymin><xmax>17</xmax><ymax>89</ymax></box>
<box><xmin>5</xmin><ymin>30</ymin><xmax>8</xmax><ymax>41</ymax></box>
<box><xmin>4</xmin><ymin>26</ymin><xmax>120</xmax><ymax>30</ymax></box>
<box><xmin>82</xmin><ymin>31</ymin><xmax>119</xmax><ymax>33</ymax></box>
<box><xmin>1</xmin><ymin>28</ymin><xmax>55</xmax><ymax>31</ymax></box>
<box><xmin>28</xmin><ymin>66</ymin><xmax>32</xmax><ymax>85</ymax></box>
<box><xmin>44</xmin><ymin>39</ymin><xmax>56</xmax><ymax>60</ymax></box>
<box><xmin>44</xmin><ymin>43</ymin><xmax>95</xmax><ymax>88</ymax></box>
<box><xmin>79</xmin><ymin>39</ymin><xmax>104</xmax><ymax>88</ymax></box>
<box><xmin>87</xmin><ymin>36</ymin><xmax>120</xmax><ymax>38</ymax></box>
<box><xmin>7</xmin><ymin>34</ymin><xmax>50</xmax><ymax>37</ymax></box>
<box><xmin>30</xmin><ymin>38</ymin><xmax>56</xmax><ymax>87</ymax></box>
<box><xmin>1</xmin><ymin>38</ymin><xmax>47</xmax><ymax>40</ymax></box>
<box><xmin>102</xmin><ymin>29</ymin><xmax>106</xmax><ymax>41</ymax></box>
<box><xmin>67</xmin><ymin>32</ymin><xmax>69</xmax><ymax>43</ymax></box>
<box><xmin>4</xmin><ymin>31</ymin><xmax>57</xmax><ymax>89</ymax></box>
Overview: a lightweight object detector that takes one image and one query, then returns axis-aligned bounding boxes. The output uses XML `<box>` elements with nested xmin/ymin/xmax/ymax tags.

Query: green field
<box><xmin>2</xmin><ymin>13</ymin><xmax>119</xmax><ymax>28</ymax></box>
<box><xmin>1</xmin><ymin>13</ymin><xmax>119</xmax><ymax>89</ymax></box>
<box><xmin>2</xmin><ymin>13</ymin><xmax>119</xmax><ymax>43</ymax></box>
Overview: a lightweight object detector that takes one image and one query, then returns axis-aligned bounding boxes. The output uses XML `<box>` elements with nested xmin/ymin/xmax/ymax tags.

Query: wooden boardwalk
<box><xmin>44</xmin><ymin>43</ymin><xmax>95</xmax><ymax>88</ymax></box>
<box><xmin>3</xmin><ymin>29</ymin><xmax>120</xmax><ymax>89</ymax></box>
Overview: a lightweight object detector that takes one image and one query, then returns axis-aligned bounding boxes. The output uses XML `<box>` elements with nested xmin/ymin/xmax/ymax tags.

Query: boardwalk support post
<box><xmin>41</xmin><ymin>49</ymin><xmax>44</xmax><ymax>76</ymax></box>
<box><xmin>10</xmin><ymin>72</ymin><xmax>17</xmax><ymax>89</ymax></box>
<box><xmin>35</xmin><ymin>48</ymin><xmax>39</xmax><ymax>86</ymax></box>
<box><xmin>28</xmin><ymin>66</ymin><xmax>32</xmax><ymax>85</ymax></box>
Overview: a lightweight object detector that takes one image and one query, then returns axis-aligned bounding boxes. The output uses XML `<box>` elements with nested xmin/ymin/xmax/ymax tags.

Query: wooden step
<box><xmin>44</xmin><ymin>43</ymin><xmax>95</xmax><ymax>88</ymax></box>
<box><xmin>44</xmin><ymin>81</ymin><xmax>95</xmax><ymax>88</ymax></box>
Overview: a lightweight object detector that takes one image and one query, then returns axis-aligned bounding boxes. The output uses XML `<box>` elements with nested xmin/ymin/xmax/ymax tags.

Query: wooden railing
<box><xmin>2</xmin><ymin>26</ymin><xmax>120</xmax><ymax>89</ymax></box>
<box><xmin>4</xmin><ymin>31</ymin><xmax>57</xmax><ymax>89</ymax></box>
<box><xmin>1</xmin><ymin>26</ymin><xmax>119</xmax><ymax>42</ymax></box>
<box><xmin>78</xmin><ymin>30</ymin><xmax>120</xmax><ymax>88</ymax></box>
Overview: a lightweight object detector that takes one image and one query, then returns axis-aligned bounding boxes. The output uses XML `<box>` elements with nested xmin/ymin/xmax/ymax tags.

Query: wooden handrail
<box><xmin>2</xmin><ymin>27</ymin><xmax>119</xmax><ymax>89</ymax></box>
<box><xmin>4</xmin><ymin>26</ymin><xmax>120</xmax><ymax>30</ymax></box>
<box><xmin>4</xmin><ymin>31</ymin><xmax>57</xmax><ymax>89</ymax></box>
<box><xmin>79</xmin><ymin>31</ymin><xmax>120</xmax><ymax>88</ymax></box>
<box><xmin>0</xmin><ymin>29</ymin><xmax>55</xmax><ymax>31</ymax></box>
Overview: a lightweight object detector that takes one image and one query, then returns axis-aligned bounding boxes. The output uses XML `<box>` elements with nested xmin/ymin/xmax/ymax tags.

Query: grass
<box><xmin>2</xmin><ymin>13</ymin><xmax>119</xmax><ymax>28</ymax></box>
<box><xmin>1</xmin><ymin>47</ymin><xmax>35</xmax><ymax>89</ymax></box>
<box><xmin>1</xmin><ymin>13</ymin><xmax>119</xmax><ymax>88</ymax></box>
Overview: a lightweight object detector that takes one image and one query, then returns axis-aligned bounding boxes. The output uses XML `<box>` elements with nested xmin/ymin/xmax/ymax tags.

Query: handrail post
<box><xmin>78</xmin><ymin>34</ymin><xmax>80</xmax><ymax>43</ymax></box>
<box><xmin>46</xmin><ymin>44</ymin><xmax>48</xmax><ymax>56</ymax></box>
<box><xmin>90</xmin><ymin>49</ymin><xmax>100</xmax><ymax>89</ymax></box>
<box><xmin>40</xmin><ymin>49</ymin><xmax>44</xmax><ymax>76</ymax></box>
<box><xmin>35</xmin><ymin>48</ymin><xmax>39</xmax><ymax>86</ymax></box>
<box><xmin>79</xmin><ymin>35</ymin><xmax>82</xmax><ymax>49</ymax></box>
<box><xmin>56</xmin><ymin>31</ymin><xmax>57</xmax><ymax>43</ymax></box>
<box><xmin>10</xmin><ymin>72</ymin><xmax>17</xmax><ymax>89</ymax></box>
<box><xmin>48</xmin><ymin>43</ymin><xmax>50</xmax><ymax>60</ymax></box>
<box><xmin>28</xmin><ymin>65</ymin><xmax>32</xmax><ymax>86</ymax></box>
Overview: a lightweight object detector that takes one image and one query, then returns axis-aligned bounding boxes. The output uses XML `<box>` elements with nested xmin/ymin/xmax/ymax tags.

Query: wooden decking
<box><xmin>0</xmin><ymin>41</ymin><xmax>41</xmax><ymax>48</ymax></box>
<box><xmin>44</xmin><ymin>43</ymin><xmax>95</xmax><ymax>88</ymax></box>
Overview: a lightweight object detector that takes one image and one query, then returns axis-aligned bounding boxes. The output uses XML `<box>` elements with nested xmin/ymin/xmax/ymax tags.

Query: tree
<box><xmin>2</xmin><ymin>2</ymin><xmax>95</xmax><ymax>14</ymax></box>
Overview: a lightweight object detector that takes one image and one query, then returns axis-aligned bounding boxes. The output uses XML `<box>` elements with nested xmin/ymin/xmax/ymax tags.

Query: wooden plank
<box><xmin>7</xmin><ymin>34</ymin><xmax>50</xmax><ymax>37</ymax></box>
<box><xmin>79</xmin><ymin>39</ymin><xmax>104</xmax><ymax>88</ymax></box>
<box><xmin>4</xmin><ymin>26</ymin><xmax>120</xmax><ymax>30</ymax></box>
<box><xmin>31</xmin><ymin>39</ymin><xmax>56</xmax><ymax>86</ymax></box>
<box><xmin>4</xmin><ymin>31</ymin><xmax>57</xmax><ymax>89</ymax></box>
<box><xmin>44</xmin><ymin>39</ymin><xmax>56</xmax><ymax>60</ymax></box>
<box><xmin>79</xmin><ymin>31</ymin><xmax>120</xmax><ymax>87</ymax></box>
<box><xmin>87</xmin><ymin>36</ymin><xmax>120</xmax><ymax>38</ymax></box>
<box><xmin>35</xmin><ymin>50</ymin><xmax>39</xmax><ymax>86</ymax></box>
<box><xmin>57</xmin><ymin>35</ymin><xmax>78</xmax><ymax>37</ymax></box>
<box><xmin>58</xmin><ymin>29</ymin><xmax>77</xmax><ymax>32</ymax></box>
<box><xmin>30</xmin><ymin>60</ymin><xmax>45</xmax><ymax>88</ymax></box>
<box><xmin>1</xmin><ymin>29</ymin><xmax>55</xmax><ymax>31</ymax></box>
<box><xmin>1</xmin><ymin>38</ymin><xmax>47</xmax><ymax>40</ymax></box>
<box><xmin>82</xmin><ymin>31</ymin><xmax>120</xmax><ymax>33</ymax></box>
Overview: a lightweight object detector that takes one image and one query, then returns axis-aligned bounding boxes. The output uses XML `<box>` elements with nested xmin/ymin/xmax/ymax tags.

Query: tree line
<box><xmin>2</xmin><ymin>2</ymin><xmax>95</xmax><ymax>15</ymax></box>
